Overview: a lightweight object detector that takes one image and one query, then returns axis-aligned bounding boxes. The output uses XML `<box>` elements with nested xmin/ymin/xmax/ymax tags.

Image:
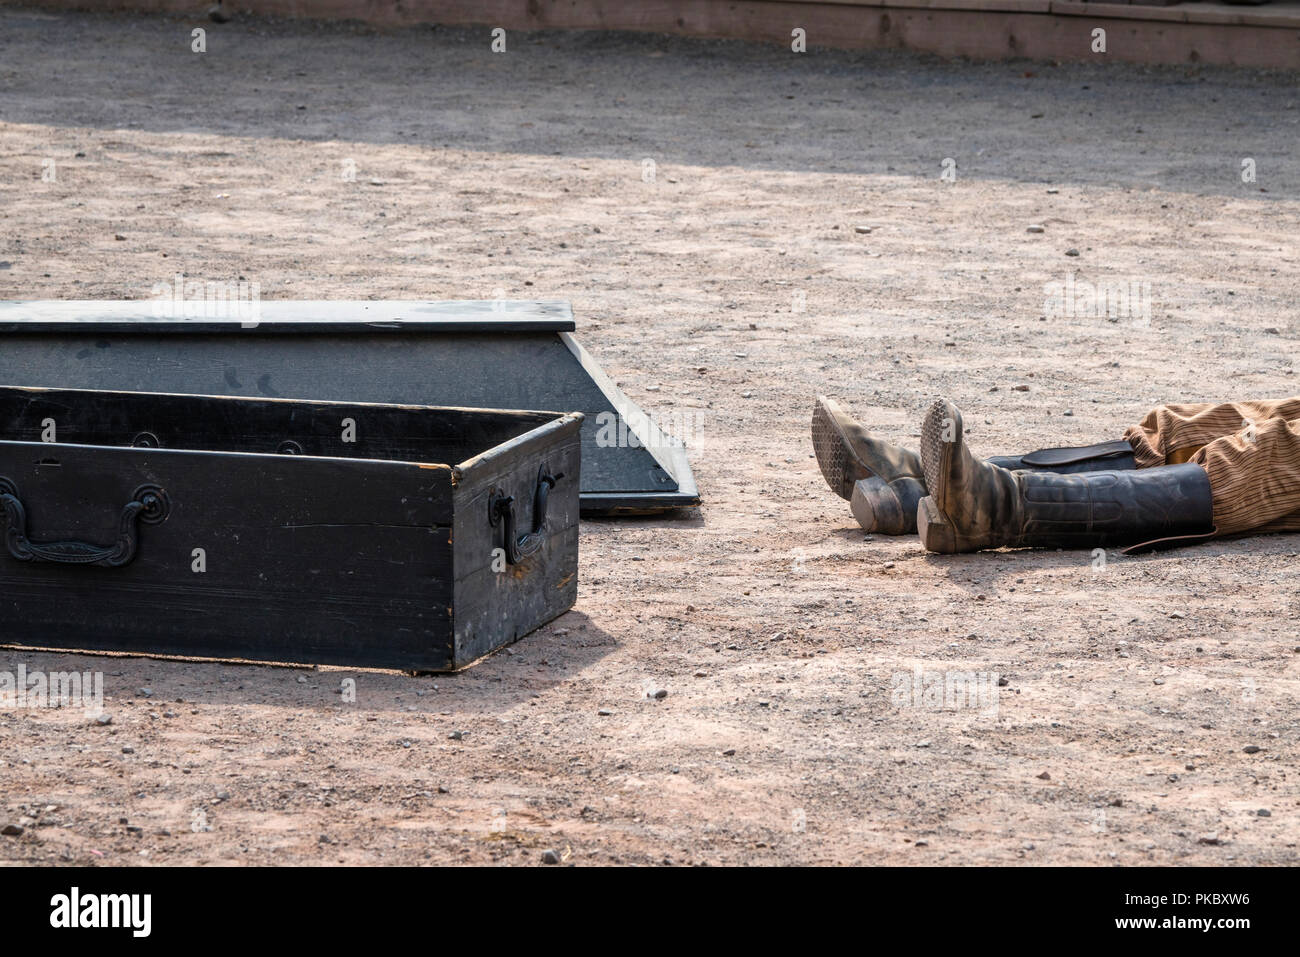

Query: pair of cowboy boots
<box><xmin>812</xmin><ymin>396</ymin><xmax>1214</xmax><ymax>552</ymax></box>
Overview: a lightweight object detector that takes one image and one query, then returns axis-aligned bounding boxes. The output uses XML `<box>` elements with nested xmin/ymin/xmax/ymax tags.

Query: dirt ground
<box><xmin>0</xmin><ymin>6</ymin><xmax>1297</xmax><ymax>866</ymax></box>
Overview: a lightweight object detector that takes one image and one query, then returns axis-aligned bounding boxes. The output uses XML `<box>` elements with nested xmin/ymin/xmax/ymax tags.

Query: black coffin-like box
<box><xmin>0</xmin><ymin>386</ymin><xmax>582</xmax><ymax>671</ymax></box>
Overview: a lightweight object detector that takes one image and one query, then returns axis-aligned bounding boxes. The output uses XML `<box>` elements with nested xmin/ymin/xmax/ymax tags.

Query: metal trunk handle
<box><xmin>489</xmin><ymin>466</ymin><xmax>561</xmax><ymax>565</ymax></box>
<box><xmin>0</xmin><ymin>478</ymin><xmax>170</xmax><ymax>568</ymax></box>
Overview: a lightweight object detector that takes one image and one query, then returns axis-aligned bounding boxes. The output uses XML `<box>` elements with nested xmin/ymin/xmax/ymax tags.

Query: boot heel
<box><xmin>851</xmin><ymin>476</ymin><xmax>924</xmax><ymax>535</ymax></box>
<box><xmin>851</xmin><ymin>477</ymin><xmax>901</xmax><ymax>534</ymax></box>
<box><xmin>916</xmin><ymin>496</ymin><xmax>958</xmax><ymax>553</ymax></box>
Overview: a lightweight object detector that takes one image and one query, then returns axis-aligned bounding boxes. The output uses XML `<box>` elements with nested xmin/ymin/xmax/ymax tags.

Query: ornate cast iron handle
<box><xmin>0</xmin><ymin>478</ymin><xmax>170</xmax><ymax>568</ymax></box>
<box><xmin>489</xmin><ymin>466</ymin><xmax>561</xmax><ymax>565</ymax></box>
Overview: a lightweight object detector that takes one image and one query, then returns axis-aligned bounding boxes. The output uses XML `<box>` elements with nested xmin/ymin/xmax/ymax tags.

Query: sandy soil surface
<box><xmin>0</xmin><ymin>6</ymin><xmax>1297</xmax><ymax>866</ymax></box>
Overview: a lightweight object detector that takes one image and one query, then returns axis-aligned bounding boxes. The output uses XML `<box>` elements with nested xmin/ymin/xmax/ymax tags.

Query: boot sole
<box><xmin>811</xmin><ymin>397</ymin><xmax>872</xmax><ymax>500</ymax></box>
<box><xmin>919</xmin><ymin>399</ymin><xmax>962</xmax><ymax>553</ymax></box>
<box><xmin>920</xmin><ymin>399</ymin><xmax>959</xmax><ymax>512</ymax></box>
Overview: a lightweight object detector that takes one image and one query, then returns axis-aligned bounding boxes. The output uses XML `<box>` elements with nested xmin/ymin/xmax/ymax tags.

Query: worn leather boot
<box><xmin>813</xmin><ymin>397</ymin><xmax>1139</xmax><ymax>536</ymax></box>
<box><xmin>917</xmin><ymin>398</ymin><xmax>1214</xmax><ymax>553</ymax></box>
<box><xmin>812</xmin><ymin>397</ymin><xmax>927</xmax><ymax>535</ymax></box>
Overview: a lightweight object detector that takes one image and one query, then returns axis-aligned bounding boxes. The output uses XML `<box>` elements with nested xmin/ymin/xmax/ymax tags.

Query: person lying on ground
<box><xmin>812</xmin><ymin>396</ymin><xmax>1300</xmax><ymax>554</ymax></box>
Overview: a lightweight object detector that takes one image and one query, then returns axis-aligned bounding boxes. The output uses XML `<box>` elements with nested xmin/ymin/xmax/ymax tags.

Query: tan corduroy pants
<box><xmin>1123</xmin><ymin>398</ymin><xmax>1300</xmax><ymax>536</ymax></box>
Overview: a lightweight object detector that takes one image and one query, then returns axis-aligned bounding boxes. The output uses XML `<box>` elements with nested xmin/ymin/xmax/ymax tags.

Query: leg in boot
<box><xmin>917</xmin><ymin>398</ymin><xmax>1022</xmax><ymax>552</ymax></box>
<box><xmin>812</xmin><ymin>397</ymin><xmax>926</xmax><ymax>534</ymax></box>
<box><xmin>918</xmin><ymin>398</ymin><xmax>1214</xmax><ymax>554</ymax></box>
<box><xmin>811</xmin><ymin>396</ymin><xmax>924</xmax><ymax>501</ymax></box>
<box><xmin>814</xmin><ymin>396</ymin><xmax>1138</xmax><ymax>535</ymax></box>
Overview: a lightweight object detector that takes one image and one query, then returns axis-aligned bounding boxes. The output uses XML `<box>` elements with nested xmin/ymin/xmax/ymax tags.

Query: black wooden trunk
<box><xmin>0</xmin><ymin>386</ymin><xmax>581</xmax><ymax>670</ymax></box>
